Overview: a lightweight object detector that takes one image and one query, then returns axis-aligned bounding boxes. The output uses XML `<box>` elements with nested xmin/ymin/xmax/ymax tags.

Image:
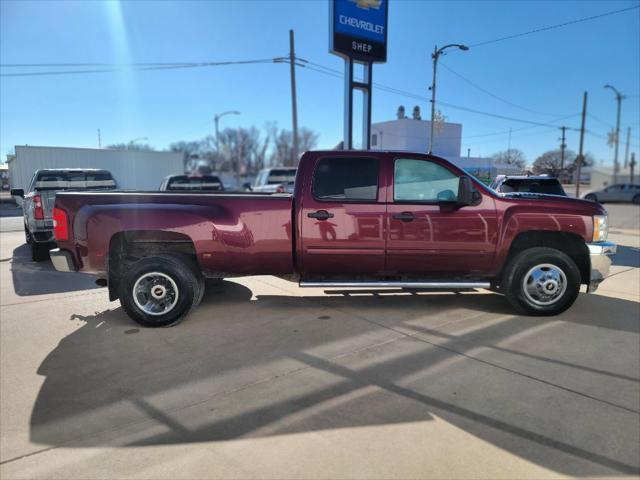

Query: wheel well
<box><xmin>506</xmin><ymin>231</ymin><xmax>590</xmax><ymax>284</ymax></box>
<box><xmin>108</xmin><ymin>230</ymin><xmax>197</xmax><ymax>301</ymax></box>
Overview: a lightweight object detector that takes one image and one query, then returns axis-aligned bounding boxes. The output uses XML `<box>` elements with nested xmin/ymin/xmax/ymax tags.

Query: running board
<box><xmin>299</xmin><ymin>280</ymin><xmax>491</xmax><ymax>289</ymax></box>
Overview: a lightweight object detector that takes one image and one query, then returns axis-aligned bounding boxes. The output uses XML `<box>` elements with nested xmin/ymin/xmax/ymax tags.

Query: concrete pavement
<box><xmin>0</xmin><ymin>210</ymin><xmax>638</xmax><ymax>479</ymax></box>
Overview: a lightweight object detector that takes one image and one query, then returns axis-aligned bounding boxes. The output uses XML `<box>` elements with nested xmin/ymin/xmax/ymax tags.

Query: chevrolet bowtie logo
<box><xmin>349</xmin><ymin>0</ymin><xmax>382</xmax><ymax>10</ymax></box>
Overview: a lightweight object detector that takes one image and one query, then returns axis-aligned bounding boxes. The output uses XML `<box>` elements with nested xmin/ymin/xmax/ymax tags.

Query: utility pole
<box><xmin>97</xmin><ymin>129</ymin><xmax>102</xmax><ymax>148</ymax></box>
<box><xmin>630</xmin><ymin>152</ymin><xmax>636</xmax><ymax>184</ymax></box>
<box><xmin>289</xmin><ymin>29</ymin><xmax>299</xmax><ymax>166</ymax></box>
<box><xmin>604</xmin><ymin>84</ymin><xmax>624</xmax><ymax>183</ymax></box>
<box><xmin>559</xmin><ymin>126</ymin><xmax>567</xmax><ymax>170</ymax></box>
<box><xmin>623</xmin><ymin>127</ymin><xmax>631</xmax><ymax>168</ymax></box>
<box><xmin>575</xmin><ymin>91</ymin><xmax>587</xmax><ymax>198</ymax></box>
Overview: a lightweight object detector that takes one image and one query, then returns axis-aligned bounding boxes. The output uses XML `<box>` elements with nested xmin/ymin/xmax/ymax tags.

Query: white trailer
<box><xmin>7</xmin><ymin>146</ymin><xmax>184</xmax><ymax>191</ymax></box>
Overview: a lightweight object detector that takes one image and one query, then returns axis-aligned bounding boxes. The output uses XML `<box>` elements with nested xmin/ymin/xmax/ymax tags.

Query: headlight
<box><xmin>593</xmin><ymin>215</ymin><xmax>608</xmax><ymax>242</ymax></box>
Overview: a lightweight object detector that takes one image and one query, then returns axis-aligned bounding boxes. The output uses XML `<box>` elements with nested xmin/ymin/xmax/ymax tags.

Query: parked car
<box><xmin>11</xmin><ymin>169</ymin><xmax>116</xmax><ymax>261</ymax></box>
<box><xmin>50</xmin><ymin>150</ymin><xmax>615</xmax><ymax>327</ymax></box>
<box><xmin>583</xmin><ymin>183</ymin><xmax>640</xmax><ymax>204</ymax></box>
<box><xmin>246</xmin><ymin>167</ymin><xmax>297</xmax><ymax>193</ymax></box>
<box><xmin>490</xmin><ymin>175</ymin><xmax>566</xmax><ymax>196</ymax></box>
<box><xmin>159</xmin><ymin>174</ymin><xmax>224</xmax><ymax>192</ymax></box>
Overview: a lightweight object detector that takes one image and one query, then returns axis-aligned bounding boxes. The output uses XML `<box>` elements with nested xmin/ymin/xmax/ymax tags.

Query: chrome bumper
<box><xmin>586</xmin><ymin>242</ymin><xmax>616</xmax><ymax>292</ymax></box>
<box><xmin>49</xmin><ymin>248</ymin><xmax>77</xmax><ymax>272</ymax></box>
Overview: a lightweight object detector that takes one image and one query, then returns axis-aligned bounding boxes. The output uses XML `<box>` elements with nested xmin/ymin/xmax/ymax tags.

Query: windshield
<box><xmin>267</xmin><ymin>169</ymin><xmax>296</xmax><ymax>185</ymax></box>
<box><xmin>166</xmin><ymin>175</ymin><xmax>223</xmax><ymax>191</ymax></box>
<box><xmin>502</xmin><ymin>179</ymin><xmax>566</xmax><ymax>196</ymax></box>
<box><xmin>33</xmin><ymin>171</ymin><xmax>116</xmax><ymax>191</ymax></box>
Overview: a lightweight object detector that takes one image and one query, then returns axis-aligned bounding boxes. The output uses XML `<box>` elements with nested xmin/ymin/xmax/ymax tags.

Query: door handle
<box><xmin>308</xmin><ymin>210</ymin><xmax>334</xmax><ymax>220</ymax></box>
<box><xmin>393</xmin><ymin>212</ymin><xmax>415</xmax><ymax>222</ymax></box>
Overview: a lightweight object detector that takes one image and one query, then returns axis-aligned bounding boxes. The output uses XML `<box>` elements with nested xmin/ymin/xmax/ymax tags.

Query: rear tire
<box><xmin>633</xmin><ymin>194</ymin><xmax>640</xmax><ymax>205</ymax></box>
<box><xmin>502</xmin><ymin>247</ymin><xmax>581</xmax><ymax>316</ymax></box>
<box><xmin>24</xmin><ymin>225</ymin><xmax>33</xmax><ymax>245</ymax></box>
<box><xmin>31</xmin><ymin>243</ymin><xmax>49</xmax><ymax>262</ymax></box>
<box><xmin>118</xmin><ymin>254</ymin><xmax>200</xmax><ymax>327</ymax></box>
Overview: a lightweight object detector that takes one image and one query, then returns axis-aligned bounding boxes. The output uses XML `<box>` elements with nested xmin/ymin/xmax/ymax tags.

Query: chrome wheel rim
<box><xmin>522</xmin><ymin>263</ymin><xmax>567</xmax><ymax>306</ymax></box>
<box><xmin>133</xmin><ymin>272</ymin><xmax>179</xmax><ymax>316</ymax></box>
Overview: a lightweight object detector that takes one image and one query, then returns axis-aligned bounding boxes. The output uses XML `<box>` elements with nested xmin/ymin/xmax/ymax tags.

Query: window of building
<box><xmin>394</xmin><ymin>158</ymin><xmax>459</xmax><ymax>202</ymax></box>
<box><xmin>371</xmin><ymin>134</ymin><xmax>378</xmax><ymax>147</ymax></box>
<box><xmin>312</xmin><ymin>157</ymin><xmax>379</xmax><ymax>201</ymax></box>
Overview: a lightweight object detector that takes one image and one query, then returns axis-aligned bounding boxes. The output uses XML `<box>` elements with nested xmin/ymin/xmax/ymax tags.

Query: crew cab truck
<box><xmin>49</xmin><ymin>151</ymin><xmax>616</xmax><ymax>327</ymax></box>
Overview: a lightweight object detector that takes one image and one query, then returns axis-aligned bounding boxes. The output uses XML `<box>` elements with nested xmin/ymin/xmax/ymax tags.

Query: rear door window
<box><xmin>312</xmin><ymin>157</ymin><xmax>378</xmax><ymax>201</ymax></box>
<box><xmin>166</xmin><ymin>175</ymin><xmax>223</xmax><ymax>191</ymax></box>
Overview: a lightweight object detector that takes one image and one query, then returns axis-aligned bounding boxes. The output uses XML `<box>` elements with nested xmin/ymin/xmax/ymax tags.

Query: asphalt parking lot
<box><xmin>0</xmin><ymin>205</ymin><xmax>639</xmax><ymax>479</ymax></box>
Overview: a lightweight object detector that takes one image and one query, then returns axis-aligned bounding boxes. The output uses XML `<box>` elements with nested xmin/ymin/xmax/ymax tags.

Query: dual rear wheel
<box><xmin>118</xmin><ymin>254</ymin><xmax>205</xmax><ymax>327</ymax></box>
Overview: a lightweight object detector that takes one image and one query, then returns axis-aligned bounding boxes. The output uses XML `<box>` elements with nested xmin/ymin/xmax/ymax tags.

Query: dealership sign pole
<box><xmin>330</xmin><ymin>0</ymin><xmax>388</xmax><ymax>150</ymax></box>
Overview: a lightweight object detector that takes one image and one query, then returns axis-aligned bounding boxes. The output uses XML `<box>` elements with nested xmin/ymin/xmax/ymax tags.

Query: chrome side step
<box><xmin>299</xmin><ymin>280</ymin><xmax>491</xmax><ymax>289</ymax></box>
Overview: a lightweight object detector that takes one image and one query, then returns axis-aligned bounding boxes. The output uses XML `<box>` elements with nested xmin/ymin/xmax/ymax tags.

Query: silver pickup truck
<box><xmin>11</xmin><ymin>169</ymin><xmax>116</xmax><ymax>261</ymax></box>
<box><xmin>245</xmin><ymin>167</ymin><xmax>297</xmax><ymax>193</ymax></box>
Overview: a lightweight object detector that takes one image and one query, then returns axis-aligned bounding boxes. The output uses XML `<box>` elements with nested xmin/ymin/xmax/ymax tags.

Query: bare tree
<box><xmin>217</xmin><ymin>127</ymin><xmax>268</xmax><ymax>175</ymax></box>
<box><xmin>491</xmin><ymin>149</ymin><xmax>526</xmax><ymax>170</ymax></box>
<box><xmin>269</xmin><ymin>125</ymin><xmax>318</xmax><ymax>166</ymax></box>
<box><xmin>533</xmin><ymin>149</ymin><xmax>594</xmax><ymax>177</ymax></box>
<box><xmin>106</xmin><ymin>142</ymin><xmax>153</xmax><ymax>151</ymax></box>
<box><xmin>169</xmin><ymin>140</ymin><xmax>205</xmax><ymax>171</ymax></box>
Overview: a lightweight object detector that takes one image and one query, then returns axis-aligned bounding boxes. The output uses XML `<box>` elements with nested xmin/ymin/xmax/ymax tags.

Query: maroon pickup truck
<box><xmin>49</xmin><ymin>150</ymin><xmax>616</xmax><ymax>327</ymax></box>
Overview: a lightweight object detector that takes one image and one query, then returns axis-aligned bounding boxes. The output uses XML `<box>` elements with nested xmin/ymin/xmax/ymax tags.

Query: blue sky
<box><xmin>1</xmin><ymin>0</ymin><xmax>639</xmax><ymax>167</ymax></box>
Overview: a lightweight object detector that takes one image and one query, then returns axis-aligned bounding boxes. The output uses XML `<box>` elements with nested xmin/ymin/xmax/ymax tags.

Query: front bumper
<box><xmin>49</xmin><ymin>248</ymin><xmax>77</xmax><ymax>272</ymax></box>
<box><xmin>586</xmin><ymin>241</ymin><xmax>616</xmax><ymax>292</ymax></box>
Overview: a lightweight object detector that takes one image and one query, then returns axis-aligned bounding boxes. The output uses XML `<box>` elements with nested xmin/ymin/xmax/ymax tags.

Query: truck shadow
<box><xmin>28</xmin><ymin>280</ymin><xmax>640</xmax><ymax>476</ymax></box>
<box><xmin>613</xmin><ymin>245</ymin><xmax>640</xmax><ymax>268</ymax></box>
<box><xmin>10</xmin><ymin>243</ymin><xmax>100</xmax><ymax>296</ymax></box>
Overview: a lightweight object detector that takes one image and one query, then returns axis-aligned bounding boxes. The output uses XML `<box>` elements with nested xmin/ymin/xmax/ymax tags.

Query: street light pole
<box><xmin>604</xmin><ymin>84</ymin><xmax>624</xmax><ymax>183</ymax></box>
<box><xmin>214</xmin><ymin>110</ymin><xmax>241</xmax><ymax>152</ymax></box>
<box><xmin>429</xmin><ymin>43</ymin><xmax>469</xmax><ymax>154</ymax></box>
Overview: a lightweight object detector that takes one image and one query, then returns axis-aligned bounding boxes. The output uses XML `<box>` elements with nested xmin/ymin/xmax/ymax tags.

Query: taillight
<box><xmin>52</xmin><ymin>207</ymin><xmax>69</xmax><ymax>241</ymax></box>
<box><xmin>33</xmin><ymin>195</ymin><xmax>44</xmax><ymax>220</ymax></box>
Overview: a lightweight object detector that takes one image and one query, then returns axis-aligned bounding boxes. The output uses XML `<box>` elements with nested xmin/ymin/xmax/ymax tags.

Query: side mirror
<box><xmin>10</xmin><ymin>188</ymin><xmax>24</xmax><ymax>198</ymax></box>
<box><xmin>457</xmin><ymin>176</ymin><xmax>479</xmax><ymax>206</ymax></box>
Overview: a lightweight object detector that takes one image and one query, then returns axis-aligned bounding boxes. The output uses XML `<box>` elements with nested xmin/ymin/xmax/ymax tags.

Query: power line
<box><xmin>587</xmin><ymin>113</ymin><xmax>615</xmax><ymax>129</ymax></box>
<box><xmin>439</xmin><ymin>62</ymin><xmax>572</xmax><ymax>116</ymax></box>
<box><xmin>300</xmin><ymin>59</ymin><xmax>582</xmax><ymax>130</ymax></box>
<box><xmin>469</xmin><ymin>5</ymin><xmax>640</xmax><ymax>48</ymax></box>
<box><xmin>0</xmin><ymin>58</ymin><xmax>279</xmax><ymax>77</ymax></box>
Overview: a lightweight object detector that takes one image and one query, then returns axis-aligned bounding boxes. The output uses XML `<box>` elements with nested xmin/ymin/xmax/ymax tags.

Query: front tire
<box><xmin>119</xmin><ymin>254</ymin><xmax>201</xmax><ymax>327</ymax></box>
<box><xmin>633</xmin><ymin>194</ymin><xmax>640</xmax><ymax>205</ymax></box>
<box><xmin>584</xmin><ymin>194</ymin><xmax>598</xmax><ymax>203</ymax></box>
<box><xmin>502</xmin><ymin>247</ymin><xmax>581</xmax><ymax>316</ymax></box>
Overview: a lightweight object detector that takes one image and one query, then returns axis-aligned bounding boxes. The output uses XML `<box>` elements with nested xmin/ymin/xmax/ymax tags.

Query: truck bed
<box><xmin>54</xmin><ymin>190</ymin><xmax>295</xmax><ymax>276</ymax></box>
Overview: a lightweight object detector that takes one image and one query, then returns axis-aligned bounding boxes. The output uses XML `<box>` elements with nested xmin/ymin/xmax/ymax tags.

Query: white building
<box><xmin>590</xmin><ymin>166</ymin><xmax>638</xmax><ymax>190</ymax></box>
<box><xmin>6</xmin><ymin>146</ymin><xmax>185</xmax><ymax>191</ymax></box>
<box><xmin>370</xmin><ymin>107</ymin><xmax>521</xmax><ymax>181</ymax></box>
<box><xmin>371</xmin><ymin>118</ymin><xmax>462</xmax><ymax>158</ymax></box>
